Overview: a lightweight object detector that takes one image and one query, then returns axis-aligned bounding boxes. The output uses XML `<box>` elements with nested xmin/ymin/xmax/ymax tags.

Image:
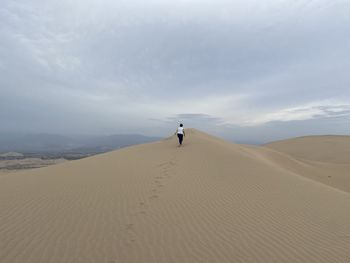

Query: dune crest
<box><xmin>265</xmin><ymin>135</ymin><xmax>350</xmax><ymax>164</ymax></box>
<box><xmin>1</xmin><ymin>129</ymin><xmax>350</xmax><ymax>263</ymax></box>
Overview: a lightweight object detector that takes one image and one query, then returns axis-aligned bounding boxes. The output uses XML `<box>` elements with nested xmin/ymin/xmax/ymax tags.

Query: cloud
<box><xmin>165</xmin><ymin>113</ymin><xmax>223</xmax><ymax>124</ymax></box>
<box><xmin>0</xmin><ymin>0</ymin><xmax>350</xmax><ymax>140</ymax></box>
<box><xmin>244</xmin><ymin>101</ymin><xmax>350</xmax><ymax>126</ymax></box>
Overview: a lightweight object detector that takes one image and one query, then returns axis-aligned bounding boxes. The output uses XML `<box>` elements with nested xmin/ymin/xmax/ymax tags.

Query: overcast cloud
<box><xmin>1</xmin><ymin>0</ymin><xmax>350</xmax><ymax>142</ymax></box>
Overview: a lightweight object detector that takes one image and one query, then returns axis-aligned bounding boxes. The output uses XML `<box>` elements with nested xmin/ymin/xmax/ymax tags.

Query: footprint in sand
<box><xmin>157</xmin><ymin>162</ymin><xmax>168</xmax><ymax>167</ymax></box>
<box><xmin>126</xmin><ymin>223</ymin><xmax>134</xmax><ymax>230</ymax></box>
<box><xmin>135</xmin><ymin>202</ymin><xmax>148</xmax><ymax>215</ymax></box>
<box><xmin>125</xmin><ymin>223</ymin><xmax>137</xmax><ymax>245</ymax></box>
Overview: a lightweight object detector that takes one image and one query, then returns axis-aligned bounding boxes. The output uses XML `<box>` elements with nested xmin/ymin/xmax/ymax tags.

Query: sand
<box><xmin>265</xmin><ymin>135</ymin><xmax>350</xmax><ymax>164</ymax></box>
<box><xmin>264</xmin><ymin>135</ymin><xmax>350</xmax><ymax>192</ymax></box>
<box><xmin>0</xmin><ymin>158</ymin><xmax>67</xmax><ymax>173</ymax></box>
<box><xmin>1</xmin><ymin>129</ymin><xmax>350</xmax><ymax>263</ymax></box>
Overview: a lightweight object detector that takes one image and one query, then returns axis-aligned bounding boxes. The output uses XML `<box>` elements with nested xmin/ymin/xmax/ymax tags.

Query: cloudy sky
<box><xmin>1</xmin><ymin>0</ymin><xmax>350</xmax><ymax>143</ymax></box>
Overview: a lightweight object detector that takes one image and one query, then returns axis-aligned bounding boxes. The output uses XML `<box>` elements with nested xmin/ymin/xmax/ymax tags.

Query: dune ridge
<box><xmin>1</xmin><ymin>129</ymin><xmax>350</xmax><ymax>263</ymax></box>
<box><xmin>264</xmin><ymin>135</ymin><xmax>350</xmax><ymax>192</ymax></box>
<box><xmin>265</xmin><ymin>135</ymin><xmax>350</xmax><ymax>164</ymax></box>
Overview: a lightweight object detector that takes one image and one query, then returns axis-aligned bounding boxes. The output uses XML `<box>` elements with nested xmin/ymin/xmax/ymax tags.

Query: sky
<box><xmin>1</xmin><ymin>0</ymin><xmax>350</xmax><ymax>143</ymax></box>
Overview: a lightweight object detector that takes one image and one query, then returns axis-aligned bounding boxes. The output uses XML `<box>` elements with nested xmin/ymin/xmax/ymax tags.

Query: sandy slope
<box><xmin>264</xmin><ymin>135</ymin><xmax>350</xmax><ymax>192</ymax></box>
<box><xmin>1</xmin><ymin>129</ymin><xmax>350</xmax><ymax>263</ymax></box>
<box><xmin>265</xmin><ymin>135</ymin><xmax>350</xmax><ymax>164</ymax></box>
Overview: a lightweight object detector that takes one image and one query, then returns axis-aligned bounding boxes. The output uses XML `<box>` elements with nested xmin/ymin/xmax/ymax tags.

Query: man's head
<box><xmin>180</xmin><ymin>123</ymin><xmax>183</xmax><ymax>127</ymax></box>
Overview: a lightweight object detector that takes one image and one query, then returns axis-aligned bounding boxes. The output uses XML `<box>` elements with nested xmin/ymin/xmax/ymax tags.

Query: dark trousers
<box><xmin>177</xmin><ymin>134</ymin><xmax>184</xmax><ymax>145</ymax></box>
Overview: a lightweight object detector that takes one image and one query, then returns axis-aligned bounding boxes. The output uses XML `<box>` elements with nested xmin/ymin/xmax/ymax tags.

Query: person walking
<box><xmin>176</xmin><ymin>124</ymin><xmax>185</xmax><ymax>146</ymax></box>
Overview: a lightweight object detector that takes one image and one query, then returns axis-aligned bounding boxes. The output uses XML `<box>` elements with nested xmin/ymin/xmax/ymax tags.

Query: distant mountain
<box><xmin>0</xmin><ymin>133</ymin><xmax>161</xmax><ymax>153</ymax></box>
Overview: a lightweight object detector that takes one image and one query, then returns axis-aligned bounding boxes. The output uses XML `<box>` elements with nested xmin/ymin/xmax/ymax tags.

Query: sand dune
<box><xmin>265</xmin><ymin>135</ymin><xmax>350</xmax><ymax>164</ymax></box>
<box><xmin>1</xmin><ymin>129</ymin><xmax>350</xmax><ymax>263</ymax></box>
<box><xmin>264</xmin><ymin>135</ymin><xmax>350</xmax><ymax>192</ymax></box>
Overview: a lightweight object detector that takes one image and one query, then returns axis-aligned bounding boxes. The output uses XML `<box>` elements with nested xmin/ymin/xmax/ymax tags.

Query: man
<box><xmin>176</xmin><ymin>123</ymin><xmax>185</xmax><ymax>146</ymax></box>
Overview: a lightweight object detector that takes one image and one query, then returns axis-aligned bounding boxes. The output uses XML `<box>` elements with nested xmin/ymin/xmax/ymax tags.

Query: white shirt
<box><xmin>177</xmin><ymin>127</ymin><xmax>184</xmax><ymax>134</ymax></box>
